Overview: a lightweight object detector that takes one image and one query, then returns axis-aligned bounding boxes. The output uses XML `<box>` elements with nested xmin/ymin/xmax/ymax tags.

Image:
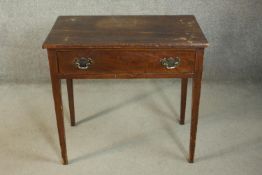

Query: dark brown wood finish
<box><xmin>47</xmin><ymin>50</ymin><xmax>68</xmax><ymax>165</ymax></box>
<box><xmin>56</xmin><ymin>49</ymin><xmax>196</xmax><ymax>75</ymax></box>
<box><xmin>180</xmin><ymin>78</ymin><xmax>188</xmax><ymax>125</ymax></box>
<box><xmin>43</xmin><ymin>16</ymin><xmax>208</xmax><ymax>49</ymax></box>
<box><xmin>66</xmin><ymin>79</ymin><xmax>75</xmax><ymax>126</ymax></box>
<box><xmin>189</xmin><ymin>48</ymin><xmax>204</xmax><ymax>163</ymax></box>
<box><xmin>43</xmin><ymin>16</ymin><xmax>208</xmax><ymax>164</ymax></box>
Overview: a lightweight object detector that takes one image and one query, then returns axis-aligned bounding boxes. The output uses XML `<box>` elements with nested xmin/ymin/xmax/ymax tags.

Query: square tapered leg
<box><xmin>180</xmin><ymin>78</ymin><xmax>188</xmax><ymax>125</ymax></box>
<box><xmin>66</xmin><ymin>79</ymin><xmax>76</xmax><ymax>126</ymax></box>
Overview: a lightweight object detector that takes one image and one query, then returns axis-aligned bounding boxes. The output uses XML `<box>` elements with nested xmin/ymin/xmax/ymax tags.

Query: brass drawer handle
<box><xmin>160</xmin><ymin>57</ymin><xmax>180</xmax><ymax>69</ymax></box>
<box><xmin>74</xmin><ymin>57</ymin><xmax>93</xmax><ymax>70</ymax></box>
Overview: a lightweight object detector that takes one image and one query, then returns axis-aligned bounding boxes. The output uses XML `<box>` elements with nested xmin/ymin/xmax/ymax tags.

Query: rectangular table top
<box><xmin>42</xmin><ymin>15</ymin><xmax>208</xmax><ymax>49</ymax></box>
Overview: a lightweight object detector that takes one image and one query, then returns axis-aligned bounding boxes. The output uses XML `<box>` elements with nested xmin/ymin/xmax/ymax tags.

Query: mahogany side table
<box><xmin>42</xmin><ymin>15</ymin><xmax>208</xmax><ymax>164</ymax></box>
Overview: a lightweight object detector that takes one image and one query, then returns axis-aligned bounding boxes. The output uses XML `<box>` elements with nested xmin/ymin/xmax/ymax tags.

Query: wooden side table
<box><xmin>42</xmin><ymin>15</ymin><xmax>208</xmax><ymax>164</ymax></box>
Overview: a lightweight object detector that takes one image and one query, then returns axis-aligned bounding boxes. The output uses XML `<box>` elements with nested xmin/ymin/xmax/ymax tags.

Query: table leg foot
<box><xmin>188</xmin><ymin>158</ymin><xmax>194</xmax><ymax>163</ymax></box>
<box><xmin>179</xmin><ymin>121</ymin><xmax>185</xmax><ymax>125</ymax></box>
<box><xmin>62</xmin><ymin>158</ymin><xmax>68</xmax><ymax>165</ymax></box>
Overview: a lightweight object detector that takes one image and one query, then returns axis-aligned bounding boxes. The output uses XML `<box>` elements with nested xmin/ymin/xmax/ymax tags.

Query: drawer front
<box><xmin>56</xmin><ymin>49</ymin><xmax>196</xmax><ymax>75</ymax></box>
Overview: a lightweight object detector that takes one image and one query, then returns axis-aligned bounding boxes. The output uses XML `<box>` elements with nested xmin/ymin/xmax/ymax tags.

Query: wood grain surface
<box><xmin>43</xmin><ymin>15</ymin><xmax>208</xmax><ymax>164</ymax></box>
<box><xmin>42</xmin><ymin>16</ymin><xmax>208</xmax><ymax>49</ymax></box>
<box><xmin>56</xmin><ymin>49</ymin><xmax>196</xmax><ymax>75</ymax></box>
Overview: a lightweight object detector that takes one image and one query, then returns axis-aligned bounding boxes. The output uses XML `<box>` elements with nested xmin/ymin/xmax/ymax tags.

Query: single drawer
<box><xmin>56</xmin><ymin>49</ymin><xmax>196</xmax><ymax>75</ymax></box>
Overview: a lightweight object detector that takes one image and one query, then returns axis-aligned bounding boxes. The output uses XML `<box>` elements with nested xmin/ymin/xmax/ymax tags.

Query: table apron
<box><xmin>55</xmin><ymin>73</ymin><xmax>194</xmax><ymax>79</ymax></box>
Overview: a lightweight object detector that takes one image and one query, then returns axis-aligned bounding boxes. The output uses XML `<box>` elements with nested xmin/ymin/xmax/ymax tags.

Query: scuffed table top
<box><xmin>42</xmin><ymin>15</ymin><xmax>208</xmax><ymax>49</ymax></box>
